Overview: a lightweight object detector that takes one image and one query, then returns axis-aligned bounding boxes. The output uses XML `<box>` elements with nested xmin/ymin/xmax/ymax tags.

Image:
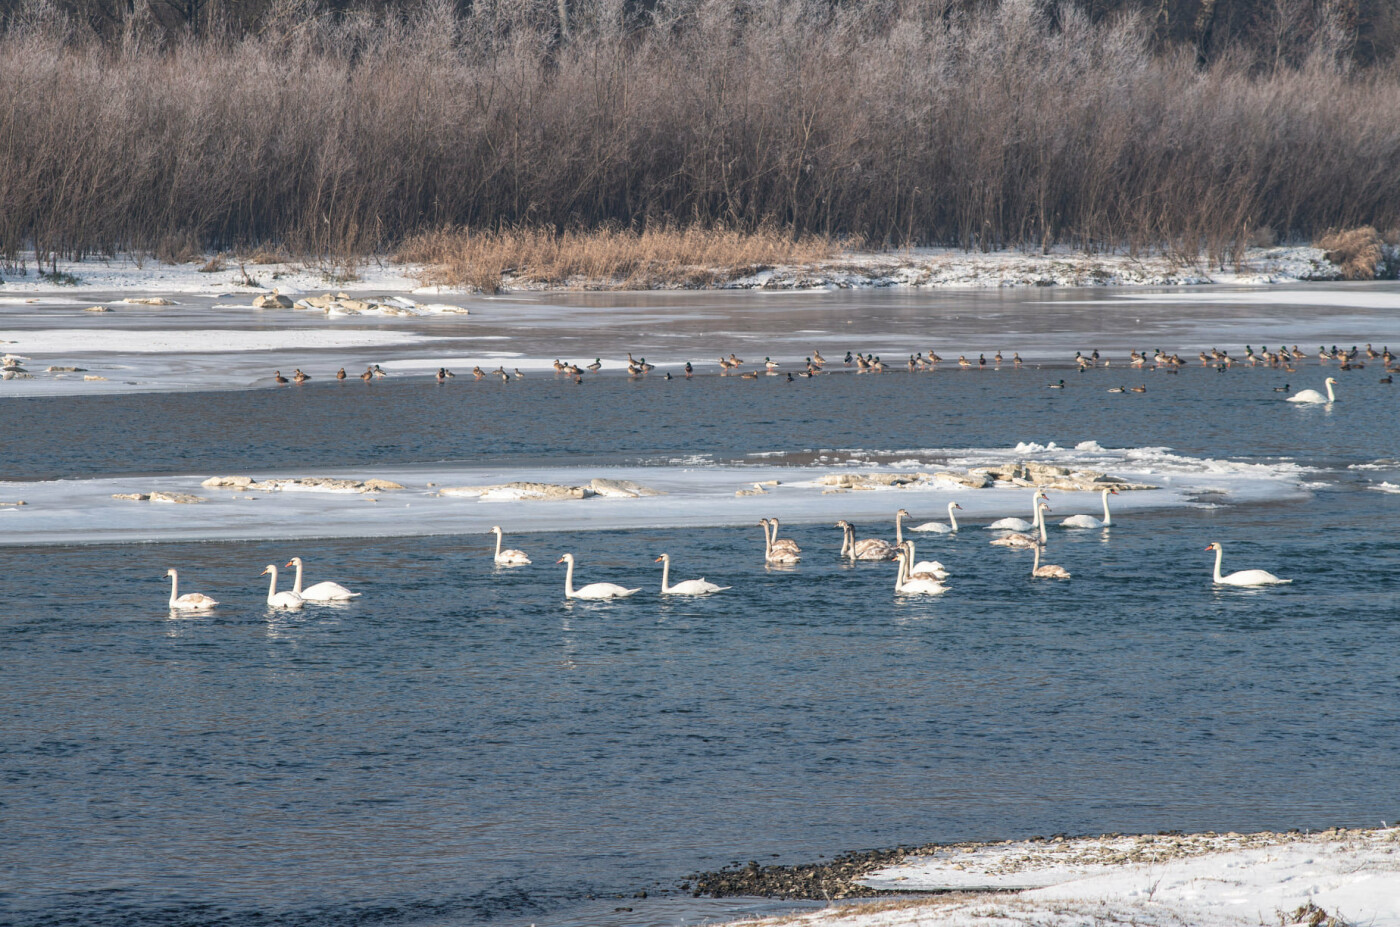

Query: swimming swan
<box><xmin>911</xmin><ymin>501</ymin><xmax>961</xmax><ymax>534</ymax></box>
<box><xmin>285</xmin><ymin>557</ymin><xmax>360</xmax><ymax>601</ymax></box>
<box><xmin>987</xmin><ymin>490</ymin><xmax>1050</xmax><ymax>532</ymax></box>
<box><xmin>1205</xmin><ymin>542</ymin><xmax>1291</xmax><ymax>586</ymax></box>
<box><xmin>655</xmin><ymin>554</ymin><xmax>729</xmax><ymax>595</ymax></box>
<box><xmin>1287</xmin><ymin>377</ymin><xmax>1338</xmax><ymax>404</ymax></box>
<box><xmin>837</xmin><ymin>520</ymin><xmax>897</xmax><ymax>561</ymax></box>
<box><xmin>1060</xmin><ymin>488</ymin><xmax>1119</xmax><ymax>528</ymax></box>
<box><xmin>489</xmin><ymin>526</ymin><xmax>532</xmax><ymax>566</ymax></box>
<box><xmin>764</xmin><ymin>517</ymin><xmax>801</xmax><ymax>553</ymax></box>
<box><xmin>165</xmin><ymin>568</ymin><xmax>218</xmax><ymax>611</ymax></box>
<box><xmin>760</xmin><ymin>519</ymin><xmax>801</xmax><ymax>564</ymax></box>
<box><xmin>901</xmin><ymin>540</ymin><xmax>949</xmax><ymax>580</ymax></box>
<box><xmin>557</xmin><ymin>553</ymin><xmax>640</xmax><ymax>600</ymax></box>
<box><xmin>991</xmin><ymin>502</ymin><xmax>1050</xmax><ymax>548</ymax></box>
<box><xmin>893</xmin><ymin>549</ymin><xmax>949</xmax><ymax>595</ymax></box>
<box><xmin>261</xmin><ymin>564</ymin><xmax>305</xmax><ymax>610</ymax></box>
<box><xmin>1031</xmin><ymin>544</ymin><xmax>1071</xmax><ymax>579</ymax></box>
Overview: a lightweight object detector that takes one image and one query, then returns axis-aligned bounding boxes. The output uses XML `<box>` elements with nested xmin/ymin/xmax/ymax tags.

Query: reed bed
<box><xmin>395</xmin><ymin>227</ymin><xmax>841</xmax><ymax>291</ymax></box>
<box><xmin>4</xmin><ymin>0</ymin><xmax>1400</xmax><ymax>265</ymax></box>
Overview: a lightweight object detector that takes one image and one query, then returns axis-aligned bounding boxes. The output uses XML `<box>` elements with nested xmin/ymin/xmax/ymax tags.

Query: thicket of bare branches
<box><xmin>3</xmin><ymin>0</ymin><xmax>1399</xmax><ymax>263</ymax></box>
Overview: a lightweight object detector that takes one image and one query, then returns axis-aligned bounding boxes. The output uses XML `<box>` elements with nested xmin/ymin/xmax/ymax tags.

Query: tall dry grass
<box><xmin>395</xmin><ymin>226</ymin><xmax>841</xmax><ymax>290</ymax></box>
<box><xmin>3</xmin><ymin>0</ymin><xmax>1400</xmax><ymax>264</ymax></box>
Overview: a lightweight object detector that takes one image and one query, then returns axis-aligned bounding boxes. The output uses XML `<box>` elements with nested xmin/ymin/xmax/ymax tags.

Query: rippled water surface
<box><xmin>4</xmin><ymin>287</ymin><xmax>1400</xmax><ymax>927</ymax></box>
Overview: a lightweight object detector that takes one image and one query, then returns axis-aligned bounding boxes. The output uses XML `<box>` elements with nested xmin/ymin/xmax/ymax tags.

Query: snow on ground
<box><xmin>732</xmin><ymin>828</ymin><xmax>1400</xmax><ymax>927</ymax></box>
<box><xmin>0</xmin><ymin>245</ymin><xmax>1358</xmax><ymax>297</ymax></box>
<box><xmin>0</xmin><ymin>443</ymin><xmax>1312</xmax><ymax>546</ymax></box>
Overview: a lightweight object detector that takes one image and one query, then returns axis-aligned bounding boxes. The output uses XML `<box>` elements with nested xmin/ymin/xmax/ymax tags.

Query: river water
<box><xmin>3</xmin><ymin>285</ymin><xmax>1399</xmax><ymax>927</ymax></box>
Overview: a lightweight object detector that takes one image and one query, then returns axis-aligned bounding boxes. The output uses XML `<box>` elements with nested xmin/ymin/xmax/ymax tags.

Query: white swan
<box><xmin>901</xmin><ymin>540</ymin><xmax>949</xmax><ymax>580</ymax></box>
<box><xmin>1287</xmin><ymin>377</ymin><xmax>1338</xmax><ymax>403</ymax></box>
<box><xmin>489</xmin><ymin>526</ymin><xmax>531</xmax><ymax>566</ymax></box>
<box><xmin>1205</xmin><ymin>542</ymin><xmax>1291</xmax><ymax>586</ymax></box>
<box><xmin>911</xmin><ymin>501</ymin><xmax>962</xmax><ymax>534</ymax></box>
<box><xmin>760</xmin><ymin>519</ymin><xmax>801</xmax><ymax>564</ymax></box>
<box><xmin>1060</xmin><ymin>488</ymin><xmax>1119</xmax><ymax>528</ymax></box>
<box><xmin>987</xmin><ymin>490</ymin><xmax>1049</xmax><ymax>531</ymax></box>
<box><xmin>557</xmin><ymin>553</ymin><xmax>640</xmax><ymax>599</ymax></box>
<box><xmin>893</xmin><ymin>549</ymin><xmax>949</xmax><ymax>595</ymax></box>
<box><xmin>992</xmin><ymin>502</ymin><xmax>1050</xmax><ymax>548</ymax></box>
<box><xmin>261</xmin><ymin>564</ymin><xmax>305</xmax><ymax>610</ymax></box>
<box><xmin>655</xmin><ymin>554</ymin><xmax>729</xmax><ymax>595</ymax></box>
<box><xmin>1031</xmin><ymin>544</ymin><xmax>1071</xmax><ymax>579</ymax></box>
<box><xmin>165</xmin><ymin>568</ymin><xmax>218</xmax><ymax>611</ymax></box>
<box><xmin>285</xmin><ymin>557</ymin><xmax>360</xmax><ymax>602</ymax></box>
<box><xmin>837</xmin><ymin>520</ymin><xmax>897</xmax><ymax>561</ymax></box>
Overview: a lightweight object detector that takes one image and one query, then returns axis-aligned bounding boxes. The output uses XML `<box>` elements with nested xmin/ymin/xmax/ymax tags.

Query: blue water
<box><xmin>3</xmin><ymin>330</ymin><xmax>1400</xmax><ymax>926</ymax></box>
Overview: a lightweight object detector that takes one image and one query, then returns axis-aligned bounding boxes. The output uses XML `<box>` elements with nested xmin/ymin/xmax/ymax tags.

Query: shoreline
<box><xmin>698</xmin><ymin>825</ymin><xmax>1400</xmax><ymax>926</ymax></box>
<box><xmin>0</xmin><ymin>244</ymin><xmax>1383</xmax><ymax>296</ymax></box>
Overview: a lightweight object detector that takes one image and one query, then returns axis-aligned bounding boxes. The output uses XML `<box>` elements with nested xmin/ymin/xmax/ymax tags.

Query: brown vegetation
<box><xmin>396</xmin><ymin>227</ymin><xmax>840</xmax><ymax>291</ymax></box>
<box><xmin>3</xmin><ymin>0</ymin><xmax>1400</xmax><ymax>265</ymax></box>
<box><xmin>1316</xmin><ymin>226</ymin><xmax>1384</xmax><ymax>279</ymax></box>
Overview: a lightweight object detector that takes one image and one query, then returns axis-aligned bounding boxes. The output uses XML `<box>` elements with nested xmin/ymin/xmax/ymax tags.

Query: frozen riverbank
<box><xmin>719</xmin><ymin>827</ymin><xmax>1400</xmax><ymax>927</ymax></box>
<box><xmin>0</xmin><ymin>244</ymin><xmax>1368</xmax><ymax>297</ymax></box>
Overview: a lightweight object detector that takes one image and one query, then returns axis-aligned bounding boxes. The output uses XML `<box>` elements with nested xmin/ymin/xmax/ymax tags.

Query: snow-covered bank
<box><xmin>0</xmin><ymin>245</ymin><xmax>1368</xmax><ymax>295</ymax></box>
<box><xmin>0</xmin><ymin>442</ymin><xmax>1312</xmax><ymax>546</ymax></box>
<box><xmin>730</xmin><ymin>827</ymin><xmax>1400</xmax><ymax>927</ymax></box>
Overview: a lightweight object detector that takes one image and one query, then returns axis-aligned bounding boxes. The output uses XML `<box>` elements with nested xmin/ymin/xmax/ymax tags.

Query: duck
<box><xmin>293</xmin><ymin>369</ymin><xmax>310</xmax><ymax>384</ymax></box>
<box><xmin>273</xmin><ymin>370</ymin><xmax>289</xmax><ymax>385</ymax></box>
<box><xmin>372</xmin><ymin>364</ymin><xmax>387</xmax><ymax>378</ymax></box>
<box><xmin>472</xmin><ymin>366</ymin><xmax>485</xmax><ymax>379</ymax></box>
<box><xmin>587</xmin><ymin>358</ymin><xmax>602</xmax><ymax>372</ymax></box>
<box><xmin>336</xmin><ymin>367</ymin><xmax>347</xmax><ymax>380</ymax></box>
<box><xmin>361</xmin><ymin>367</ymin><xmax>374</xmax><ymax>382</ymax></box>
<box><xmin>1048</xmin><ymin>379</ymin><xmax>1065</xmax><ymax>389</ymax></box>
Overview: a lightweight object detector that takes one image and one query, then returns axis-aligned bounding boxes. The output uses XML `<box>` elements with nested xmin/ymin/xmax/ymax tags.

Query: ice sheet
<box><xmin>0</xmin><ymin>444</ymin><xmax>1310</xmax><ymax>546</ymax></box>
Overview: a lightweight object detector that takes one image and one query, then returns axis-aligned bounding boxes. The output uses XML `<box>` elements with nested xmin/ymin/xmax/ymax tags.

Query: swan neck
<box><xmin>1326</xmin><ymin>380</ymin><xmax>1335</xmax><ymax>402</ymax></box>
<box><xmin>563</xmin><ymin>558</ymin><xmax>575</xmax><ymax>596</ymax></box>
<box><xmin>761</xmin><ymin>523</ymin><xmax>772</xmax><ymax>557</ymax></box>
<box><xmin>168</xmin><ymin>572</ymin><xmax>178</xmax><ymax>604</ymax></box>
<box><xmin>895</xmin><ymin>512</ymin><xmax>904</xmax><ymax>545</ymax></box>
<box><xmin>292</xmin><ymin>560</ymin><xmax>303</xmax><ymax>594</ymax></box>
<box><xmin>1032</xmin><ymin>545</ymin><xmax>1040</xmax><ymax>574</ymax></box>
<box><xmin>947</xmin><ymin>502</ymin><xmax>958</xmax><ymax>532</ymax></box>
<box><xmin>267</xmin><ymin>566</ymin><xmax>278</xmax><ymax>599</ymax></box>
<box><xmin>1102</xmin><ymin>491</ymin><xmax>1112</xmax><ymax>526</ymax></box>
<box><xmin>659</xmin><ymin>558</ymin><xmax>671</xmax><ymax>593</ymax></box>
<box><xmin>1213</xmin><ymin>545</ymin><xmax>1224</xmax><ymax>583</ymax></box>
<box><xmin>494</xmin><ymin>531</ymin><xmax>503</xmax><ymax>558</ymax></box>
<box><xmin>1037</xmin><ymin>507</ymin><xmax>1047</xmax><ymax>543</ymax></box>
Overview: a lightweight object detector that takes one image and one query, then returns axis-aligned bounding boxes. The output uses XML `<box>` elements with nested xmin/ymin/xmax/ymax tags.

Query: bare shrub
<box><xmin>0</xmin><ymin>0</ymin><xmax>1398</xmax><ymax>260</ymax></box>
<box><xmin>1317</xmin><ymin>226</ymin><xmax>1384</xmax><ymax>279</ymax></box>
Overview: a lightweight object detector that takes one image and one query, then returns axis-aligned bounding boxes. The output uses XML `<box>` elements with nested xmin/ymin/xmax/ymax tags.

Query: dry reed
<box><xmin>395</xmin><ymin>227</ymin><xmax>841</xmax><ymax>291</ymax></box>
<box><xmin>3</xmin><ymin>0</ymin><xmax>1400</xmax><ymax>265</ymax></box>
<box><xmin>1316</xmin><ymin>226</ymin><xmax>1385</xmax><ymax>279</ymax></box>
